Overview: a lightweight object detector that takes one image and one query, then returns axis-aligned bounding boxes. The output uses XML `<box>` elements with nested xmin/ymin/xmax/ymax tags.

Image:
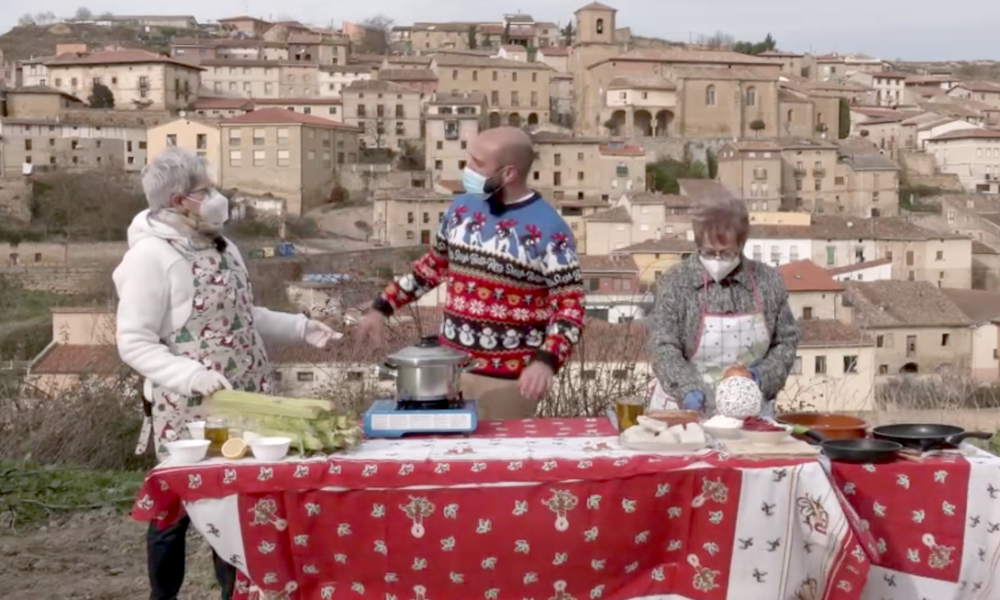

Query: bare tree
<box><xmin>356</xmin><ymin>14</ymin><xmax>393</xmax><ymax>54</ymax></box>
<box><xmin>17</xmin><ymin>14</ymin><xmax>36</xmax><ymax>26</ymax></box>
<box><xmin>695</xmin><ymin>30</ymin><xmax>734</xmax><ymax>50</ymax></box>
<box><xmin>33</xmin><ymin>12</ymin><xmax>57</xmax><ymax>25</ymax></box>
<box><xmin>74</xmin><ymin>7</ymin><xmax>92</xmax><ymax>20</ymax></box>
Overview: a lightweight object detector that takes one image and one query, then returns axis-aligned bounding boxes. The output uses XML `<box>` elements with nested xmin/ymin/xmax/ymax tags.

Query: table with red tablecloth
<box><xmin>132</xmin><ymin>418</ymin><xmax>873</xmax><ymax>600</ymax></box>
<box><xmin>826</xmin><ymin>448</ymin><xmax>1000</xmax><ymax>600</ymax></box>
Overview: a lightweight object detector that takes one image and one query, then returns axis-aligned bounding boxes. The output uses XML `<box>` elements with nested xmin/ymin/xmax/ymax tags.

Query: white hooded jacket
<box><xmin>112</xmin><ymin>209</ymin><xmax>308</xmax><ymax>397</ymax></box>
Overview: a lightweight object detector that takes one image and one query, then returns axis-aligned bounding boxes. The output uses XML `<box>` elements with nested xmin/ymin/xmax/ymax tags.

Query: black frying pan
<box><xmin>872</xmin><ymin>424</ymin><xmax>993</xmax><ymax>451</ymax></box>
<box><xmin>796</xmin><ymin>428</ymin><xmax>903</xmax><ymax>463</ymax></box>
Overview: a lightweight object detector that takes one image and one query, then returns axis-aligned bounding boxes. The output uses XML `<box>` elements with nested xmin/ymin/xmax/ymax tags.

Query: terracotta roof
<box><xmin>953</xmin><ymin>81</ymin><xmax>1000</xmax><ymax>93</ymax></box>
<box><xmin>344</xmin><ymin>79</ymin><xmax>421</xmax><ymax>93</ymax></box>
<box><xmin>905</xmin><ymin>74</ymin><xmax>957</xmax><ymax>85</ymax></box>
<box><xmin>555</xmin><ymin>198</ymin><xmax>609</xmax><ymax>208</ymax></box>
<box><xmin>47</xmin><ymin>49</ymin><xmax>202</xmax><ymax>70</ymax></box>
<box><xmin>413</xmin><ymin>21</ymin><xmax>477</xmax><ymax>33</ymax></box>
<box><xmin>576</xmin><ymin>2</ymin><xmax>618</xmax><ymax>12</ymax></box>
<box><xmin>4</xmin><ymin>110</ymin><xmax>173</xmax><ymax>128</ymax></box>
<box><xmin>578</xmin><ymin>255</ymin><xmax>639</xmax><ymax>274</ymax></box>
<box><xmin>6</xmin><ymin>85</ymin><xmax>83</xmax><ymax>102</ymax></box>
<box><xmin>626</xmin><ymin>192</ymin><xmax>694</xmax><ymax>207</ymax></box>
<box><xmin>431</xmin><ymin>54</ymin><xmax>550</xmax><ymax>70</ymax></box>
<box><xmin>255</xmin><ymin>97</ymin><xmax>342</xmax><ymax>106</ymax></box>
<box><xmin>678</xmin><ymin>179</ymin><xmax>736</xmax><ymax>202</ymax></box>
<box><xmin>378</xmin><ymin>68</ymin><xmax>438</xmax><ymax>82</ymax></box>
<box><xmin>220</xmin><ymin>108</ymin><xmax>360</xmax><ymax>130</ymax></box>
<box><xmin>721</xmin><ymin>140</ymin><xmax>782</xmax><ymax>153</ymax></box>
<box><xmin>777</xmin><ymin>260</ymin><xmax>844</xmax><ymax>292</ymax></box>
<box><xmin>826</xmin><ymin>257</ymin><xmax>892</xmax><ymax>275</ymax></box>
<box><xmin>599</xmin><ymin>142</ymin><xmax>645</xmax><ymax>157</ymax></box>
<box><xmin>190</xmin><ymin>97</ymin><xmax>255</xmax><ymax>110</ymax></box>
<box><xmin>429</xmin><ymin>91</ymin><xmax>486</xmax><ymax>105</ymax></box>
<box><xmin>321</xmin><ymin>64</ymin><xmax>372</xmax><ymax>74</ymax></box>
<box><xmin>218</xmin><ymin>15</ymin><xmax>269</xmax><ymax>22</ymax></box>
<box><xmin>614</xmin><ymin>238</ymin><xmax>696</xmax><ymax>254</ymax></box>
<box><xmin>585</xmin><ymin>206</ymin><xmax>631</xmax><ymax>223</ymax></box>
<box><xmin>798</xmin><ymin>319</ymin><xmax>874</xmax><ymax>348</ymax></box>
<box><xmin>973</xmin><ymin>241</ymin><xmax>998</xmax><ymax>255</ymax></box>
<box><xmin>589</xmin><ymin>48</ymin><xmax>775</xmax><ymax>69</ymax></box>
<box><xmin>759</xmin><ymin>50</ymin><xmax>804</xmax><ymax>58</ymax></box>
<box><xmin>30</xmin><ymin>344</ymin><xmax>127</xmax><ymax>375</ymax></box>
<box><xmin>501</xmin><ymin>44</ymin><xmax>527</xmax><ymax>53</ymax></box>
<box><xmin>940</xmin><ymin>194</ymin><xmax>1000</xmax><ymax>213</ymax></box>
<box><xmin>673</xmin><ymin>67</ymin><xmax>778</xmax><ymax>82</ymax></box>
<box><xmin>844</xmin><ymin>281</ymin><xmax>973</xmax><ymax>328</ymax></box>
<box><xmin>940</xmin><ymin>288</ymin><xmax>1000</xmax><ymax>323</ymax></box>
<box><xmin>777</xmin><ymin>137</ymin><xmax>838</xmax><ymax>150</ymax></box>
<box><xmin>751</xmin><ymin>216</ymin><xmax>966</xmax><ymax>242</ymax></box>
<box><xmin>929</xmin><ymin>128</ymin><xmax>1000</xmax><ymax>142</ymax></box>
<box><xmin>477</xmin><ymin>24</ymin><xmax>505</xmax><ymax>35</ymax></box>
<box><xmin>607</xmin><ymin>75</ymin><xmax>676</xmax><ymax>91</ymax></box>
<box><xmin>531</xmin><ymin>131</ymin><xmax>603</xmax><ymax>144</ymax></box>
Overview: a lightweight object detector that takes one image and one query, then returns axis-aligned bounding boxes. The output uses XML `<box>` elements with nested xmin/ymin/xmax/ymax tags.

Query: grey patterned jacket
<box><xmin>646</xmin><ymin>256</ymin><xmax>799</xmax><ymax>412</ymax></box>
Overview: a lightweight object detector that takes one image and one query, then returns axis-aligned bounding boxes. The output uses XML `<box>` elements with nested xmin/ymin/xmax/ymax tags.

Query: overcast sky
<box><xmin>1</xmin><ymin>0</ymin><xmax>995</xmax><ymax>62</ymax></box>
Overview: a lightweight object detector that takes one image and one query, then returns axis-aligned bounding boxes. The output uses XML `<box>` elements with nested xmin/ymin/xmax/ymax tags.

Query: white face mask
<box><xmin>191</xmin><ymin>190</ymin><xmax>229</xmax><ymax>226</ymax></box>
<box><xmin>700</xmin><ymin>256</ymin><xmax>740</xmax><ymax>282</ymax></box>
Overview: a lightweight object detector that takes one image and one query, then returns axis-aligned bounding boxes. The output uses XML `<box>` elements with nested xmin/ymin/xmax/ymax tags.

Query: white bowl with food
<box><xmin>248</xmin><ymin>437</ymin><xmax>292</xmax><ymax>461</ymax></box>
<box><xmin>164</xmin><ymin>439</ymin><xmax>210</xmax><ymax>464</ymax></box>
<box><xmin>700</xmin><ymin>415</ymin><xmax>743</xmax><ymax>440</ymax></box>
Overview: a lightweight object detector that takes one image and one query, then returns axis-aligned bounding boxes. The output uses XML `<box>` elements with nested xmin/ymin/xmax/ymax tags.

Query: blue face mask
<box><xmin>462</xmin><ymin>167</ymin><xmax>488</xmax><ymax>195</ymax></box>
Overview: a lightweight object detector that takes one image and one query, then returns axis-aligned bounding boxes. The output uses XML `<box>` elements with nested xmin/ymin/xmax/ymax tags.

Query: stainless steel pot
<box><xmin>381</xmin><ymin>335</ymin><xmax>472</xmax><ymax>401</ymax></box>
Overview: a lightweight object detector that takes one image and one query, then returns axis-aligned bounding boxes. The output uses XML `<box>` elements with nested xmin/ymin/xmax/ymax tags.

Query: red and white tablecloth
<box><xmin>133</xmin><ymin>418</ymin><xmax>871</xmax><ymax>600</ymax></box>
<box><xmin>829</xmin><ymin>449</ymin><xmax>1000</xmax><ymax>600</ymax></box>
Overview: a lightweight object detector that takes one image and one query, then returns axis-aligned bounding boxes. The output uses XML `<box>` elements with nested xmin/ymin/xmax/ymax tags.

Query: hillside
<box><xmin>0</xmin><ymin>23</ymin><xmax>197</xmax><ymax>61</ymax></box>
<box><xmin>894</xmin><ymin>60</ymin><xmax>1000</xmax><ymax>82</ymax></box>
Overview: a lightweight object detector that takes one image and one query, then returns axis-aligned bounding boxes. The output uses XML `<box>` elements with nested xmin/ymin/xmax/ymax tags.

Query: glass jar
<box><xmin>205</xmin><ymin>416</ymin><xmax>229</xmax><ymax>453</ymax></box>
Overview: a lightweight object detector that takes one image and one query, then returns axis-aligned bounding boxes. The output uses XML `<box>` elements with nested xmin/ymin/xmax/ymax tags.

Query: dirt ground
<box><xmin>0</xmin><ymin>510</ymin><xmax>220</xmax><ymax>600</ymax></box>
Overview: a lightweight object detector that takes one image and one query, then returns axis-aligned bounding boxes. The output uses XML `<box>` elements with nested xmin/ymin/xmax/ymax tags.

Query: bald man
<box><xmin>360</xmin><ymin>127</ymin><xmax>585</xmax><ymax>418</ymax></box>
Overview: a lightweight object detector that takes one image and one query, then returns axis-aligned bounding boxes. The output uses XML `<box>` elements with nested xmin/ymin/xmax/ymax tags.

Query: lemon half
<box><xmin>221</xmin><ymin>437</ymin><xmax>248</xmax><ymax>459</ymax></box>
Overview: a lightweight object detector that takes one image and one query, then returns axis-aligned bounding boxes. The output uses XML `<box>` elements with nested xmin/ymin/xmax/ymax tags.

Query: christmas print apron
<box><xmin>649</xmin><ymin>268</ymin><xmax>772</xmax><ymax>417</ymax></box>
<box><xmin>135</xmin><ymin>241</ymin><xmax>273</xmax><ymax>459</ymax></box>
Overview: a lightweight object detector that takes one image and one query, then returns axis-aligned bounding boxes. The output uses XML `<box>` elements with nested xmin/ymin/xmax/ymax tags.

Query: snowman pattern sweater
<box><xmin>373</xmin><ymin>192</ymin><xmax>585</xmax><ymax>379</ymax></box>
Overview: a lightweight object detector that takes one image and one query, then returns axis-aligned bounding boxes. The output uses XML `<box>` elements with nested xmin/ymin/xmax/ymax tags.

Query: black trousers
<box><xmin>146</xmin><ymin>515</ymin><xmax>236</xmax><ymax>600</ymax></box>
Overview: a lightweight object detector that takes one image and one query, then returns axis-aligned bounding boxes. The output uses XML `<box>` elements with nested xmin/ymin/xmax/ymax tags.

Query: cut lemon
<box><xmin>221</xmin><ymin>437</ymin><xmax>248</xmax><ymax>459</ymax></box>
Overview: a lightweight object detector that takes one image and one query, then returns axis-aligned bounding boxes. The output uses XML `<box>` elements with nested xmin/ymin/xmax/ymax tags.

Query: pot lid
<box><xmin>386</xmin><ymin>334</ymin><xmax>470</xmax><ymax>367</ymax></box>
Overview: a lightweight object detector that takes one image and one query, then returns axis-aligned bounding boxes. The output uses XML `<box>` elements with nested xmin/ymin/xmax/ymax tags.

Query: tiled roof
<box><xmin>607</xmin><ymin>75</ymin><xmax>676</xmax><ymax>91</ymax></box>
<box><xmin>940</xmin><ymin>288</ymin><xmax>1000</xmax><ymax>323</ymax></box>
<box><xmin>973</xmin><ymin>241</ymin><xmax>998</xmax><ymax>255</ymax></box>
<box><xmin>842</xmin><ymin>153</ymin><xmax>900</xmax><ymax>171</ymax></box>
<box><xmin>844</xmin><ymin>281</ymin><xmax>973</xmax><ymax>328</ymax></box>
<box><xmin>939</xmin><ymin>194</ymin><xmax>1000</xmax><ymax>213</ymax></box>
<box><xmin>673</xmin><ymin>67</ymin><xmax>778</xmax><ymax>82</ymax></box>
<box><xmin>576</xmin><ymin>2</ymin><xmax>618</xmax><ymax>12</ymax></box>
<box><xmin>190</xmin><ymin>97</ymin><xmax>255</xmax><ymax>110</ymax></box>
<box><xmin>759</xmin><ymin>50</ymin><xmax>804</xmax><ymax>58</ymax></box>
<box><xmin>614</xmin><ymin>238</ymin><xmax>696</xmax><ymax>254</ymax></box>
<box><xmin>431</xmin><ymin>54</ymin><xmax>550</xmax><ymax>70</ymax></box>
<box><xmin>953</xmin><ymin>81</ymin><xmax>1000</xmax><ymax>93</ymax></box>
<box><xmin>4</xmin><ymin>110</ymin><xmax>173</xmax><ymax>129</ymax></box>
<box><xmin>626</xmin><ymin>192</ymin><xmax>694</xmax><ymax>207</ymax></box>
<box><xmin>47</xmin><ymin>49</ymin><xmax>202</xmax><ymax>70</ymax></box>
<box><xmin>218</xmin><ymin>15</ymin><xmax>268</xmax><ymax>22</ymax></box>
<box><xmin>585</xmin><ymin>206</ymin><xmax>631</xmax><ymax>223</ymax></box>
<box><xmin>826</xmin><ymin>257</ymin><xmax>892</xmax><ymax>275</ymax></box>
<box><xmin>777</xmin><ymin>137</ymin><xmax>838</xmax><ymax>150</ymax></box>
<box><xmin>6</xmin><ymin>85</ymin><xmax>83</xmax><ymax>102</ymax></box>
<box><xmin>752</xmin><ymin>215</ymin><xmax>967</xmax><ymax>242</ymax></box>
<box><xmin>678</xmin><ymin>179</ymin><xmax>736</xmax><ymax>202</ymax></box>
<box><xmin>321</xmin><ymin>64</ymin><xmax>372</xmax><ymax>74</ymax></box>
<box><xmin>539</xmin><ymin>46</ymin><xmax>571</xmax><ymax>57</ymax></box>
<box><xmin>929</xmin><ymin>128</ymin><xmax>1000</xmax><ymax>142</ymax></box>
<box><xmin>578</xmin><ymin>255</ymin><xmax>639</xmax><ymax>273</ymax></box>
<box><xmin>255</xmin><ymin>97</ymin><xmax>342</xmax><ymax>106</ymax></box>
<box><xmin>429</xmin><ymin>91</ymin><xmax>486</xmax><ymax>105</ymax></box>
<box><xmin>501</xmin><ymin>44</ymin><xmax>527</xmax><ymax>53</ymax></box>
<box><xmin>413</xmin><ymin>21</ymin><xmax>477</xmax><ymax>33</ymax></box>
<box><xmin>599</xmin><ymin>142</ymin><xmax>645</xmax><ymax>157</ymax></box>
<box><xmin>378</xmin><ymin>68</ymin><xmax>438</xmax><ymax>82</ymax></box>
<box><xmin>30</xmin><ymin>345</ymin><xmax>128</xmax><ymax>375</ymax></box>
<box><xmin>798</xmin><ymin>319</ymin><xmax>874</xmax><ymax>348</ymax></box>
<box><xmin>722</xmin><ymin>140</ymin><xmax>782</xmax><ymax>153</ymax></box>
<box><xmin>589</xmin><ymin>47</ymin><xmax>775</xmax><ymax>69</ymax></box>
<box><xmin>344</xmin><ymin>79</ymin><xmax>421</xmax><ymax>93</ymax></box>
<box><xmin>220</xmin><ymin>108</ymin><xmax>360</xmax><ymax>130</ymax></box>
<box><xmin>531</xmin><ymin>131</ymin><xmax>603</xmax><ymax>144</ymax></box>
<box><xmin>555</xmin><ymin>197</ymin><xmax>609</xmax><ymax>208</ymax></box>
<box><xmin>776</xmin><ymin>260</ymin><xmax>845</xmax><ymax>292</ymax></box>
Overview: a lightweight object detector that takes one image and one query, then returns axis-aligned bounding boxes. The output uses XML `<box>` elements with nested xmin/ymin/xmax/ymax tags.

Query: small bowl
<box><xmin>703</xmin><ymin>424</ymin><xmax>743</xmax><ymax>440</ymax></box>
<box><xmin>740</xmin><ymin>427</ymin><xmax>792</xmax><ymax>445</ymax></box>
<box><xmin>165</xmin><ymin>439</ymin><xmax>210</xmax><ymax>464</ymax></box>
<box><xmin>186</xmin><ymin>421</ymin><xmax>206</xmax><ymax>440</ymax></box>
<box><xmin>646</xmin><ymin>410</ymin><xmax>700</xmax><ymax>428</ymax></box>
<box><xmin>249</xmin><ymin>437</ymin><xmax>292</xmax><ymax>461</ymax></box>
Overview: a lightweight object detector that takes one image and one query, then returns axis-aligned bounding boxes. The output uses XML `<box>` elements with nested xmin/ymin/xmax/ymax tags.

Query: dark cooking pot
<box><xmin>795</xmin><ymin>427</ymin><xmax>902</xmax><ymax>464</ymax></box>
<box><xmin>778</xmin><ymin>412</ymin><xmax>868</xmax><ymax>441</ymax></box>
<box><xmin>381</xmin><ymin>335</ymin><xmax>473</xmax><ymax>402</ymax></box>
<box><xmin>871</xmin><ymin>423</ymin><xmax>993</xmax><ymax>451</ymax></box>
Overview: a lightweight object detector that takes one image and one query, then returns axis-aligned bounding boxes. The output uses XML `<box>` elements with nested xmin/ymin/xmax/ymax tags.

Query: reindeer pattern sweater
<box><xmin>373</xmin><ymin>192</ymin><xmax>585</xmax><ymax>379</ymax></box>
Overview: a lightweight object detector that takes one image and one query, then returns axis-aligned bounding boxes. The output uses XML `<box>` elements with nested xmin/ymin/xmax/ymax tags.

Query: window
<box><xmin>277</xmin><ymin>128</ymin><xmax>289</xmax><ymax>144</ymax></box>
<box><xmin>577</xmin><ymin>171</ymin><xmax>585</xmax><ymax>181</ymax></box>
<box><xmin>554</xmin><ymin>172</ymin><xmax>562</xmax><ymax>186</ymax></box>
<box><xmin>296</xmin><ymin>371</ymin><xmax>314</xmax><ymax>382</ymax></box>
<box><xmin>357</xmin><ymin>105</ymin><xmax>366</xmax><ymax>117</ymax></box>
<box><xmin>905</xmin><ymin>250</ymin><xmax>914</xmax><ymax>266</ymax></box>
<box><xmin>434</xmin><ymin>160</ymin><xmax>443</xmax><ymax>170</ymax></box>
<box><xmin>422</xmin><ymin>212</ymin><xmax>430</xmax><ymax>224</ymax></box>
<box><xmin>253</xmin><ymin>150</ymin><xmax>266</xmax><ymax>167</ymax></box>
<box><xmin>472</xmin><ymin>71</ymin><xmax>478</xmax><ymax>81</ymax></box>
<box><xmin>616</xmin><ymin>164</ymin><xmax>628</xmax><ymax>177</ymax></box>
<box><xmin>770</xmin><ymin>246</ymin><xmax>780</xmax><ymax>264</ymax></box>
<box><xmin>814</xmin><ymin>179</ymin><xmax>822</xmax><ymax>191</ymax></box>
<box><xmin>166</xmin><ymin>134</ymin><xmax>177</xmax><ymax>147</ymax></box>
<box><xmin>705</xmin><ymin>85</ymin><xmax>716</xmax><ymax>106</ymax></box>
<box><xmin>24</xmin><ymin>140</ymin><xmax>31</xmax><ymax>151</ymax></box>
<box><xmin>814</xmin><ymin>356</ymin><xmax>827</xmax><ymax>374</ymax></box>
<box><xmin>511</xmin><ymin>91</ymin><xmax>519</xmax><ymax>106</ymax></box>
<box><xmin>745</xmin><ymin>86</ymin><xmax>756</xmax><ymax>106</ymax></box>
<box><xmin>825</xmin><ymin>246</ymin><xmax>836</xmax><ymax>265</ymax></box>
<box><xmin>490</xmin><ymin>91</ymin><xmax>499</xmax><ymax>105</ymax></box>
<box><xmin>941</xmin><ymin>333</ymin><xmax>950</xmax><ymax>347</ymax></box>
<box><xmin>554</xmin><ymin>153</ymin><xmax>562</xmax><ymax>166</ymax></box>
<box><xmin>396</xmin><ymin>122</ymin><xmax>405</xmax><ymax>135</ymax></box>
<box><xmin>512</xmin><ymin>72</ymin><xmax>518</xmax><ymax>83</ymax></box>
<box><xmin>458</xmin><ymin>160</ymin><xmax>467</xmax><ymax>169</ymax></box>
<box><xmin>229</xmin><ymin>129</ymin><xmax>242</xmax><ymax>145</ymax></box>
<box><xmin>229</xmin><ymin>150</ymin><xmax>242</xmax><ymax>167</ymax></box>
<box><xmin>936</xmin><ymin>250</ymin><xmax>943</xmax><ymax>261</ymax></box>
<box><xmin>803</xmin><ymin>307</ymin><xmax>813</xmax><ymax>320</ymax></box>
<box><xmin>492</xmin><ymin>71</ymin><xmax>498</xmax><ymax>81</ymax></box>
<box><xmin>906</xmin><ymin>335</ymin><xmax>917</xmax><ymax>356</ymax></box>
<box><xmin>595</xmin><ymin>18</ymin><xmax>604</xmax><ymax>34</ymax></box>
<box><xmin>530</xmin><ymin>91</ymin><xmax>538</xmax><ymax>107</ymax></box>
<box><xmin>789</xmin><ymin>246</ymin><xmax>799</xmax><ymax>261</ymax></box>
<box><xmin>407</xmin><ymin>212</ymin><xmax>414</xmax><ymax>224</ymax></box>
<box><xmin>752</xmin><ymin>245</ymin><xmax>762</xmax><ymax>261</ymax></box>
<box><xmin>277</xmin><ymin>150</ymin><xmax>290</xmax><ymax>167</ymax></box>
<box><xmin>791</xmin><ymin>357</ymin><xmax>802</xmax><ymax>375</ymax></box>
<box><xmin>843</xmin><ymin>356</ymin><xmax>859</xmax><ymax>374</ymax></box>
<box><xmin>395</xmin><ymin>104</ymin><xmax>405</xmax><ymax>118</ymax></box>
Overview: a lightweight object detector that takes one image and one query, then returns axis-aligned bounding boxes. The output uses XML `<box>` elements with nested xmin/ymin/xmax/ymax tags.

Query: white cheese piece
<box><xmin>637</xmin><ymin>415</ymin><xmax>668</xmax><ymax>433</ymax></box>
<box><xmin>621</xmin><ymin>426</ymin><xmax>658</xmax><ymax>444</ymax></box>
<box><xmin>679</xmin><ymin>423</ymin><xmax>706</xmax><ymax>444</ymax></box>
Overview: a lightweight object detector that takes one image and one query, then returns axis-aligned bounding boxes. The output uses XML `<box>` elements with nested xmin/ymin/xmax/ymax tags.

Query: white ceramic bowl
<box><xmin>164</xmin><ymin>439</ymin><xmax>210</xmax><ymax>464</ymax></box>
<box><xmin>249</xmin><ymin>437</ymin><xmax>292</xmax><ymax>461</ymax></box>
<box><xmin>186</xmin><ymin>421</ymin><xmax>206</xmax><ymax>440</ymax></box>
<box><xmin>740</xmin><ymin>427</ymin><xmax>792</xmax><ymax>445</ymax></box>
<box><xmin>703</xmin><ymin>424</ymin><xmax>743</xmax><ymax>440</ymax></box>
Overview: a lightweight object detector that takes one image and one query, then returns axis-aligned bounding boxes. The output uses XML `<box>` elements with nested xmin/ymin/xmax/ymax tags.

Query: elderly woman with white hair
<box><xmin>113</xmin><ymin>147</ymin><xmax>338</xmax><ymax>600</ymax></box>
<box><xmin>646</xmin><ymin>196</ymin><xmax>799</xmax><ymax>418</ymax></box>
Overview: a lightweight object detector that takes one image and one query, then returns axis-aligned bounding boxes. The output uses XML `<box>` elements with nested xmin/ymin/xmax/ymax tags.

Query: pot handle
<box><xmin>379</xmin><ymin>362</ymin><xmax>398</xmax><ymax>379</ymax></box>
<box><xmin>792</xmin><ymin>425</ymin><xmax>828</xmax><ymax>445</ymax></box>
<box><xmin>946</xmin><ymin>431</ymin><xmax>993</xmax><ymax>446</ymax></box>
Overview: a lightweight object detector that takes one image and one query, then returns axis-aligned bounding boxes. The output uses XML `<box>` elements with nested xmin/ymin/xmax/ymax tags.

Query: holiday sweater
<box><xmin>373</xmin><ymin>192</ymin><xmax>585</xmax><ymax>379</ymax></box>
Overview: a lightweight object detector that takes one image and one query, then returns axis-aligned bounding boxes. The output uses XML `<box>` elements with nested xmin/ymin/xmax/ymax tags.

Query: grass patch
<box><xmin>0</xmin><ymin>287</ymin><xmax>69</xmax><ymax>325</ymax></box>
<box><xmin>0</xmin><ymin>462</ymin><xmax>143</xmax><ymax>529</ymax></box>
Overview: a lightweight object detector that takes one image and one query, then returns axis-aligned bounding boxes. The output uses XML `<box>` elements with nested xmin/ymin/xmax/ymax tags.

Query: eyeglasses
<box><xmin>700</xmin><ymin>250</ymin><xmax>740</xmax><ymax>261</ymax></box>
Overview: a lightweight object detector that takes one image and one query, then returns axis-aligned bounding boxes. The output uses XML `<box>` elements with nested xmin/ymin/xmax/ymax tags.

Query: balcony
<box><xmin>793</xmin><ymin>165</ymin><xmax>807</xmax><ymax>176</ymax></box>
<box><xmin>813</xmin><ymin>166</ymin><xmax>826</xmax><ymax>177</ymax></box>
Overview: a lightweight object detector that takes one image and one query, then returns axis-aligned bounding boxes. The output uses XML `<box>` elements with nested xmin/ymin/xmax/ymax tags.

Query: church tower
<box><xmin>574</xmin><ymin>2</ymin><xmax>617</xmax><ymax>46</ymax></box>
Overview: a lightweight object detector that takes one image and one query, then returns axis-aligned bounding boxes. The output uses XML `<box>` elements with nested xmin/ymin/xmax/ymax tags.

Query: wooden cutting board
<box><xmin>721</xmin><ymin>438</ymin><xmax>821</xmax><ymax>457</ymax></box>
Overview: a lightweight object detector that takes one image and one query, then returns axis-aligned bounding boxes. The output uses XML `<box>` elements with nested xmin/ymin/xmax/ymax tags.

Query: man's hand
<box><xmin>357</xmin><ymin>310</ymin><xmax>385</xmax><ymax>341</ymax></box>
<box><xmin>517</xmin><ymin>362</ymin><xmax>554</xmax><ymax>401</ymax></box>
<box><xmin>191</xmin><ymin>370</ymin><xmax>232</xmax><ymax>397</ymax></box>
<box><xmin>304</xmin><ymin>319</ymin><xmax>342</xmax><ymax>349</ymax></box>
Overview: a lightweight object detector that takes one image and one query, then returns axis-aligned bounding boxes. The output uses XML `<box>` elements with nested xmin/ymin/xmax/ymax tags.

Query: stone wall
<box><xmin>338</xmin><ymin>165</ymin><xmax>429</xmax><ymax>200</ymax></box>
<box><xmin>899</xmin><ymin>150</ymin><xmax>936</xmax><ymax>177</ymax></box>
<box><xmin>0</xmin><ymin>178</ymin><xmax>31</xmax><ymax>223</ymax></box>
<box><xmin>2</xmin><ymin>266</ymin><xmax>112</xmax><ymax>295</ymax></box>
<box><xmin>1</xmin><ymin>241</ymin><xmax>127</xmax><ymax>267</ymax></box>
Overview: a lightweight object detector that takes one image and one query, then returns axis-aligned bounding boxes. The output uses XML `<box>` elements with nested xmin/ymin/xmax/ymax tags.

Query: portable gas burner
<box><xmin>363</xmin><ymin>395</ymin><xmax>478</xmax><ymax>438</ymax></box>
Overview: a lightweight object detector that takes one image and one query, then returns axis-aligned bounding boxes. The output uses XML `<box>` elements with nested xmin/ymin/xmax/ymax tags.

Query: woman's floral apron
<box><xmin>135</xmin><ymin>241</ymin><xmax>273</xmax><ymax>460</ymax></box>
